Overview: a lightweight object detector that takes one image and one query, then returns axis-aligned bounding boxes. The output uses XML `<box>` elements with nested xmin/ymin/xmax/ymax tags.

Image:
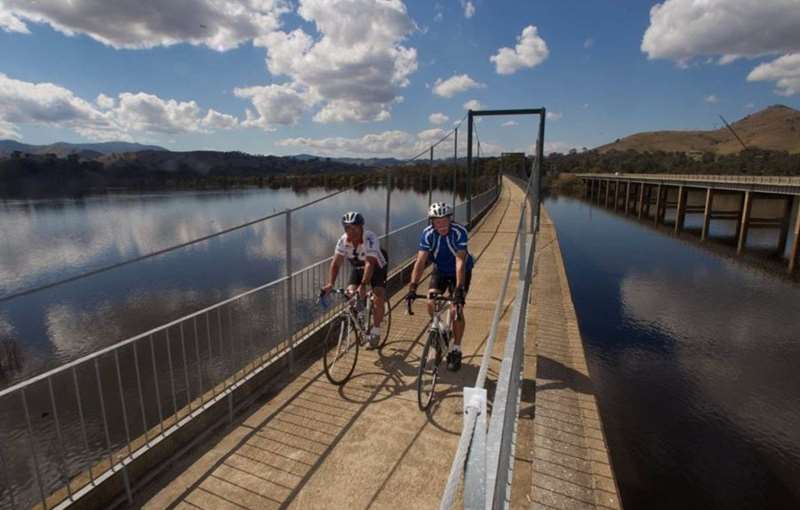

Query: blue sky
<box><xmin>0</xmin><ymin>0</ymin><xmax>798</xmax><ymax>157</ymax></box>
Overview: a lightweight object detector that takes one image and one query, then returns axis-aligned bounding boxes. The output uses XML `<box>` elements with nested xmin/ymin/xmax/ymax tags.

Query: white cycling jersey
<box><xmin>334</xmin><ymin>230</ymin><xmax>387</xmax><ymax>268</ymax></box>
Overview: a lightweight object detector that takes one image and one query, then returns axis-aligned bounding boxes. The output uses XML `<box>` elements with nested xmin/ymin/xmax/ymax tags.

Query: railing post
<box><xmin>453</xmin><ymin>127</ymin><xmax>458</xmax><ymax>211</ymax></box>
<box><xmin>384</xmin><ymin>174</ymin><xmax>392</xmax><ymax>249</ymax></box>
<box><xmin>463</xmin><ymin>387</ymin><xmax>487</xmax><ymax>509</ymax></box>
<box><xmin>789</xmin><ymin>197</ymin><xmax>800</xmax><ymax>273</ymax></box>
<box><xmin>285</xmin><ymin>209</ymin><xmax>294</xmax><ymax>372</ymax></box>
<box><xmin>428</xmin><ymin>146</ymin><xmax>434</xmax><ymax>206</ymax></box>
<box><xmin>467</xmin><ymin>112</ymin><xmax>473</xmax><ymax>226</ymax></box>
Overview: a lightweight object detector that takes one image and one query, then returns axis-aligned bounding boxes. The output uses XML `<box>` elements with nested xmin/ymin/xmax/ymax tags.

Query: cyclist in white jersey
<box><xmin>322</xmin><ymin>211</ymin><xmax>388</xmax><ymax>348</ymax></box>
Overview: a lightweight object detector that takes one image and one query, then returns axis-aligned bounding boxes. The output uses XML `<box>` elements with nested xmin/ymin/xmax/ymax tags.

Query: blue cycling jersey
<box><xmin>418</xmin><ymin>222</ymin><xmax>474</xmax><ymax>276</ymax></box>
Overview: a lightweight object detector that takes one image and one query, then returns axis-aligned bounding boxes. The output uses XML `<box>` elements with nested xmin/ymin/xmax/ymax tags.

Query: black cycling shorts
<box><xmin>348</xmin><ymin>249</ymin><xmax>388</xmax><ymax>289</ymax></box>
<box><xmin>429</xmin><ymin>267</ymin><xmax>472</xmax><ymax>295</ymax></box>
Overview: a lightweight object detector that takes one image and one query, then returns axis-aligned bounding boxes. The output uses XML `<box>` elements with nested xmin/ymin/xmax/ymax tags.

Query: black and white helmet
<box><xmin>428</xmin><ymin>202</ymin><xmax>452</xmax><ymax>219</ymax></box>
<box><xmin>341</xmin><ymin>211</ymin><xmax>365</xmax><ymax>227</ymax></box>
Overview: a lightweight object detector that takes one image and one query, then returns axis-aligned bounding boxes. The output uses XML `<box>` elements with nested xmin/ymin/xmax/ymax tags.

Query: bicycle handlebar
<box><xmin>405</xmin><ymin>292</ymin><xmax>463</xmax><ymax>320</ymax></box>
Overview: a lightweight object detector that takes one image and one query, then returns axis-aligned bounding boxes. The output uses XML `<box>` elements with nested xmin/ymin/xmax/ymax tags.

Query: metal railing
<box><xmin>578</xmin><ymin>173</ymin><xmax>800</xmax><ymax>186</ymax></box>
<box><xmin>0</xmin><ymin>172</ymin><xmax>500</xmax><ymax>509</ymax></box>
<box><xmin>440</xmin><ymin>165</ymin><xmax>540</xmax><ymax>509</ymax></box>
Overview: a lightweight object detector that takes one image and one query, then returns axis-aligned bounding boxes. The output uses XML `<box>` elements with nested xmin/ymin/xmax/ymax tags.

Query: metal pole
<box><xmin>466</xmin><ymin>112</ymin><xmax>473</xmax><ymax>226</ymax></box>
<box><xmin>536</xmin><ymin>110</ymin><xmax>546</xmax><ymax>230</ymax></box>
<box><xmin>113</xmin><ymin>350</ymin><xmax>133</xmax><ymax>457</ymax></box>
<box><xmin>71</xmin><ymin>366</ymin><xmax>93</xmax><ymax>484</ymax></box>
<box><xmin>47</xmin><ymin>378</ymin><xmax>73</xmax><ymax>500</ymax></box>
<box><xmin>133</xmin><ymin>343</ymin><xmax>150</xmax><ymax>445</ymax></box>
<box><xmin>384</xmin><ymin>173</ymin><xmax>392</xmax><ymax>247</ymax></box>
<box><xmin>428</xmin><ymin>146</ymin><xmax>433</xmax><ymax>206</ymax></box>
<box><xmin>453</xmin><ymin>128</ymin><xmax>458</xmax><ymax>211</ymax></box>
<box><xmin>21</xmin><ymin>389</ymin><xmax>47</xmax><ymax>509</ymax></box>
<box><xmin>285</xmin><ymin>210</ymin><xmax>295</xmax><ymax>372</ymax></box>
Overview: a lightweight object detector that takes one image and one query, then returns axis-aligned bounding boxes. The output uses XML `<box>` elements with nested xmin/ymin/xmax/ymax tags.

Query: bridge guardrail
<box><xmin>577</xmin><ymin>173</ymin><xmax>800</xmax><ymax>186</ymax></box>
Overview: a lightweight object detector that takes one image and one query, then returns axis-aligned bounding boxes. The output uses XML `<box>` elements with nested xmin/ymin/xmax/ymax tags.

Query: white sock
<box><xmin>371</xmin><ymin>326</ymin><xmax>381</xmax><ymax>336</ymax></box>
<box><xmin>451</xmin><ymin>344</ymin><xmax>461</xmax><ymax>353</ymax></box>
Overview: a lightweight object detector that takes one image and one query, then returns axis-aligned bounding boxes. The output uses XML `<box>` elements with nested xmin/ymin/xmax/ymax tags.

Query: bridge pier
<box><xmin>777</xmin><ymin>196</ymin><xmax>794</xmax><ymax>255</ymax></box>
<box><xmin>675</xmin><ymin>185</ymin><xmax>687</xmax><ymax>233</ymax></box>
<box><xmin>790</xmin><ymin>201</ymin><xmax>800</xmax><ymax>273</ymax></box>
<box><xmin>737</xmin><ymin>191</ymin><xmax>753</xmax><ymax>254</ymax></box>
<box><xmin>637</xmin><ymin>183</ymin><xmax>645</xmax><ymax>219</ymax></box>
<box><xmin>654</xmin><ymin>184</ymin><xmax>663</xmax><ymax>225</ymax></box>
<box><xmin>605</xmin><ymin>180</ymin><xmax>611</xmax><ymax>208</ymax></box>
<box><xmin>624</xmin><ymin>181</ymin><xmax>631</xmax><ymax>214</ymax></box>
<box><xmin>701</xmin><ymin>188</ymin><xmax>714</xmax><ymax>241</ymax></box>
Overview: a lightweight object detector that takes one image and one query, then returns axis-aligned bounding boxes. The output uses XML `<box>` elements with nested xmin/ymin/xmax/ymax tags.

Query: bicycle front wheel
<box><xmin>323</xmin><ymin>315</ymin><xmax>359</xmax><ymax>385</ymax></box>
<box><xmin>417</xmin><ymin>331</ymin><xmax>440</xmax><ymax>411</ymax></box>
<box><xmin>368</xmin><ymin>297</ymin><xmax>392</xmax><ymax>348</ymax></box>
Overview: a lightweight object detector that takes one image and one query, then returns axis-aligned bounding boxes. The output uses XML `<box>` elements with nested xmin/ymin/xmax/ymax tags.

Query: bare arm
<box><xmin>455</xmin><ymin>250</ymin><xmax>467</xmax><ymax>288</ymax></box>
<box><xmin>324</xmin><ymin>254</ymin><xmax>344</xmax><ymax>291</ymax></box>
<box><xmin>409</xmin><ymin>250</ymin><xmax>429</xmax><ymax>289</ymax></box>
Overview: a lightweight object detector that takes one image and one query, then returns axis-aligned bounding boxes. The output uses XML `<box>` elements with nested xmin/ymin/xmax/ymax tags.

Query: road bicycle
<box><xmin>320</xmin><ymin>288</ymin><xmax>391</xmax><ymax>385</ymax></box>
<box><xmin>406</xmin><ymin>292</ymin><xmax>463</xmax><ymax>410</ymax></box>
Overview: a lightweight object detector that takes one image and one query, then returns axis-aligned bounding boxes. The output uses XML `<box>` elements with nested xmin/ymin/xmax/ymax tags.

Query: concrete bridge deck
<box><xmin>134</xmin><ymin>178</ymin><xmax>621</xmax><ymax>509</ymax></box>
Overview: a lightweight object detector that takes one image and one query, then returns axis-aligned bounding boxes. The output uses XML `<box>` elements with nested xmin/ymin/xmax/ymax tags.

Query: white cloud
<box><xmin>546</xmin><ymin>111</ymin><xmax>562</xmax><ymax>121</ymax></box>
<box><xmin>704</xmin><ymin>94</ymin><xmax>719</xmax><ymax>103</ymax></box>
<box><xmin>253</xmin><ymin>0</ymin><xmax>418</xmax><ymax>124</ymax></box>
<box><xmin>234</xmin><ymin>83</ymin><xmax>311</xmax><ymax>129</ymax></box>
<box><xmin>641</xmin><ymin>0</ymin><xmax>800</xmax><ymax>63</ymax></box>
<box><xmin>745</xmin><ymin>102</ymin><xmax>755</xmax><ymax>109</ymax></box>
<box><xmin>95</xmin><ymin>93</ymin><xmax>115</xmax><ymax>110</ymax></box>
<box><xmin>490</xmin><ymin>25</ymin><xmax>549</xmax><ymax>75</ymax></box>
<box><xmin>0</xmin><ymin>0</ymin><xmax>290</xmax><ymax>51</ymax></box>
<box><xmin>278</xmin><ymin>130</ymin><xmax>415</xmax><ymax>157</ymax></box>
<box><xmin>584</xmin><ymin>38</ymin><xmax>594</xmax><ymax>49</ymax></box>
<box><xmin>429</xmin><ymin>112</ymin><xmax>449</xmax><ymax>125</ymax></box>
<box><xmin>747</xmin><ymin>53</ymin><xmax>800</xmax><ymax>96</ymax></box>
<box><xmin>460</xmin><ymin>0</ymin><xmax>475</xmax><ymax>18</ymax></box>
<box><xmin>434</xmin><ymin>12</ymin><xmax>443</xmax><ymax>22</ymax></box>
<box><xmin>0</xmin><ymin>120</ymin><xmax>20</xmax><ymax>139</ymax></box>
<box><xmin>463</xmin><ymin>99</ymin><xmax>482</xmax><ymax>111</ymax></box>
<box><xmin>501</xmin><ymin>120</ymin><xmax>518</xmax><ymax>127</ymax></box>
<box><xmin>432</xmin><ymin>74</ymin><xmax>485</xmax><ymax>98</ymax></box>
<box><xmin>0</xmin><ymin>73</ymin><xmax>238</xmax><ymax>141</ymax></box>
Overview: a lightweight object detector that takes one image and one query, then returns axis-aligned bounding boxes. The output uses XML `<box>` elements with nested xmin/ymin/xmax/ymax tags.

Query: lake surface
<box><xmin>0</xmin><ymin>185</ymin><xmax>463</xmax><ymax>388</ymax></box>
<box><xmin>546</xmin><ymin>195</ymin><xmax>800</xmax><ymax>509</ymax></box>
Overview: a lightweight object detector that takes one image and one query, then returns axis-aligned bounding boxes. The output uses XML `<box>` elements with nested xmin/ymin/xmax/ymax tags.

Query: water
<box><xmin>0</xmin><ymin>185</ymin><xmax>461</xmax><ymax>388</ymax></box>
<box><xmin>546</xmin><ymin>195</ymin><xmax>800</xmax><ymax>509</ymax></box>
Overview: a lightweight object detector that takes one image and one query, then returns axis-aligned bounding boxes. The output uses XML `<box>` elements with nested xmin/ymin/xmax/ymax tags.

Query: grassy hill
<box><xmin>597</xmin><ymin>105</ymin><xmax>800</xmax><ymax>154</ymax></box>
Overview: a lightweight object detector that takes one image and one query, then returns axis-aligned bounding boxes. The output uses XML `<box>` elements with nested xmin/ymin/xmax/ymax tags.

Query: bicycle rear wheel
<box><xmin>323</xmin><ymin>315</ymin><xmax>359</xmax><ymax>385</ymax></box>
<box><xmin>416</xmin><ymin>331</ymin><xmax>440</xmax><ymax>410</ymax></box>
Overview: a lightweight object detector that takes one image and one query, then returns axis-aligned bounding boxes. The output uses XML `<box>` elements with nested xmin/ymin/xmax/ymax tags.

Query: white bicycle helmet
<box><xmin>428</xmin><ymin>202</ymin><xmax>452</xmax><ymax>219</ymax></box>
<box><xmin>341</xmin><ymin>211</ymin><xmax>365</xmax><ymax>227</ymax></box>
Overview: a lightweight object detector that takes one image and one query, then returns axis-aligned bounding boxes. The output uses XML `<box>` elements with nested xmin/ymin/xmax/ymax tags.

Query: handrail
<box><xmin>576</xmin><ymin>173</ymin><xmax>800</xmax><ymax>186</ymax></box>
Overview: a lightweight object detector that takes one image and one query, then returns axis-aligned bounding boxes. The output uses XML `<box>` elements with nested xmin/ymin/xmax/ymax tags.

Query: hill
<box><xmin>597</xmin><ymin>105</ymin><xmax>800</xmax><ymax>154</ymax></box>
<box><xmin>0</xmin><ymin>140</ymin><xmax>167</xmax><ymax>156</ymax></box>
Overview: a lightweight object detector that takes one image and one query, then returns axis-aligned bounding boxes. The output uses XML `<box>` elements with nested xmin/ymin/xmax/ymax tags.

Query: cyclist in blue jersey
<box><xmin>406</xmin><ymin>202</ymin><xmax>473</xmax><ymax>371</ymax></box>
<box><xmin>322</xmin><ymin>211</ymin><xmax>388</xmax><ymax>349</ymax></box>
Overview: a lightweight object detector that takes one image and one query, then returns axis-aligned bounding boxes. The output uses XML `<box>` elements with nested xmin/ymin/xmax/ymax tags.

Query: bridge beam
<box><xmin>604</xmin><ymin>180</ymin><xmax>610</xmax><ymax>208</ymax></box>
<box><xmin>675</xmin><ymin>186</ymin><xmax>687</xmax><ymax>233</ymax></box>
<box><xmin>701</xmin><ymin>188</ymin><xmax>714</xmax><ymax>241</ymax></box>
<box><xmin>614</xmin><ymin>180</ymin><xmax>621</xmax><ymax>210</ymax></box>
<box><xmin>737</xmin><ymin>191</ymin><xmax>753</xmax><ymax>254</ymax></box>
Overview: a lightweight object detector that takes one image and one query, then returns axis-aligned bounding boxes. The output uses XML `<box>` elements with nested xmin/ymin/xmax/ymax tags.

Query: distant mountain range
<box><xmin>596</xmin><ymin>105</ymin><xmax>800</xmax><ymax>154</ymax></box>
<box><xmin>0</xmin><ymin>140</ymin><xmax>167</xmax><ymax>158</ymax></box>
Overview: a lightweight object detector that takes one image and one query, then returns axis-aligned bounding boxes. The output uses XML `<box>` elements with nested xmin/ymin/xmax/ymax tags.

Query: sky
<box><xmin>0</xmin><ymin>0</ymin><xmax>799</xmax><ymax>158</ymax></box>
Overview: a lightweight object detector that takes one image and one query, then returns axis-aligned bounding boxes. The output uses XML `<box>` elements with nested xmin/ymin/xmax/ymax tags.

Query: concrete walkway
<box><xmin>136</xmin><ymin>178</ymin><xmax>621</xmax><ymax>509</ymax></box>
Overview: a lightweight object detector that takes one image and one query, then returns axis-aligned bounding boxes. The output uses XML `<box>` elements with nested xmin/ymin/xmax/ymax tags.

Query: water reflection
<box><xmin>546</xmin><ymin>195</ymin><xmax>800</xmax><ymax>509</ymax></box>
<box><xmin>0</xmin><ymin>186</ymin><xmax>452</xmax><ymax>387</ymax></box>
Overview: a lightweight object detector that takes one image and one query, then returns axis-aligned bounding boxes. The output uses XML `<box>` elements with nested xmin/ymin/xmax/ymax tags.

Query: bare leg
<box><xmin>372</xmin><ymin>287</ymin><xmax>385</xmax><ymax>327</ymax></box>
